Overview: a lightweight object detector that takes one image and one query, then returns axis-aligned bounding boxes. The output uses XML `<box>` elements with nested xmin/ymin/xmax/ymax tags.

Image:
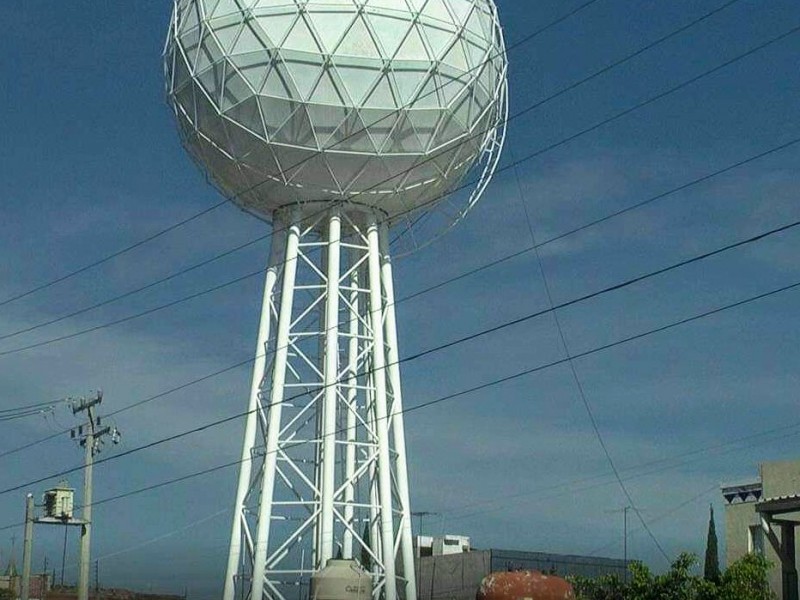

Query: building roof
<box><xmin>756</xmin><ymin>494</ymin><xmax>800</xmax><ymax>517</ymax></box>
<box><xmin>721</xmin><ymin>481</ymin><xmax>763</xmax><ymax>504</ymax></box>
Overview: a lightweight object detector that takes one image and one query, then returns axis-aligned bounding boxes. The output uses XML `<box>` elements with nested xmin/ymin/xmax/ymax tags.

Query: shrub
<box><xmin>570</xmin><ymin>552</ymin><xmax>774</xmax><ymax>600</ymax></box>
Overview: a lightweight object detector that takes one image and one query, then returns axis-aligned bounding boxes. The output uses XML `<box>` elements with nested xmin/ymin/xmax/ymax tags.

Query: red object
<box><xmin>477</xmin><ymin>571</ymin><xmax>575</xmax><ymax>600</ymax></box>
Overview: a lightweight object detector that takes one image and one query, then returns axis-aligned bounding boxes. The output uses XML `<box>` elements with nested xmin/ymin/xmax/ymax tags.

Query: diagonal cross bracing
<box><xmin>225</xmin><ymin>208</ymin><xmax>416</xmax><ymax>600</ymax></box>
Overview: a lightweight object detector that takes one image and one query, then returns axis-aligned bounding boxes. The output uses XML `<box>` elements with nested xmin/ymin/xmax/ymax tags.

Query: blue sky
<box><xmin>1</xmin><ymin>0</ymin><xmax>799</xmax><ymax>597</ymax></box>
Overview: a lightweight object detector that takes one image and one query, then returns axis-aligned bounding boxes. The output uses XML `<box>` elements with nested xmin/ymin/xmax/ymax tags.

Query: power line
<box><xmin>0</xmin><ymin>13</ymin><xmax>793</xmax><ymax>468</ymax></box>
<box><xmin>0</xmin><ymin>397</ymin><xmax>64</xmax><ymax>414</ymax></box>
<box><xmin>3</xmin><ymin>20</ymin><xmax>794</xmax><ymax>360</ymax></box>
<box><xmin>0</xmin><ymin>0</ymin><xmax>749</xmax><ymax>345</ymax></box>
<box><xmin>398</xmin><ymin>135</ymin><xmax>800</xmax><ymax>304</ymax></box>
<box><xmin>441</xmin><ymin>422</ymin><xmax>800</xmax><ymax>521</ymax></box>
<box><xmin>81</xmin><ymin>508</ymin><xmax>230</xmax><ymax>566</ymax></box>
<box><xmin>0</xmin><ymin>201</ymin><xmax>228</xmax><ymax>309</ymax></box>
<box><xmin>0</xmin><ymin>408</ymin><xmax>53</xmax><ymax>423</ymax></box>
<box><xmin>0</xmin><ymin>1</ymin><xmax>792</xmax><ymax>548</ymax></box>
<box><xmin>5</xmin><ymin>128</ymin><xmax>794</xmax><ymax>365</ymax></box>
<box><xmin>398</xmin><ymin>22</ymin><xmax>800</xmax><ymax>226</ymax></box>
<box><xmin>1</xmin><ymin>283</ymin><xmax>795</xmax><ymax>550</ymax></box>
<box><xmin>443</xmin><ymin>416</ymin><xmax>800</xmax><ymax>531</ymax></box>
<box><xmin>1</xmin><ymin>234</ymin><xmax>798</xmax><ymax>498</ymax></box>
<box><xmin>0</xmin><ymin>397</ymin><xmax>67</xmax><ymax>424</ymax></box>
<box><xmin>0</xmin><ymin>0</ymin><xmax>601</xmax><ymax>312</ymax></box>
<box><xmin>0</xmin><ymin>414</ymin><xmax>792</xmax><ymax>536</ymax></box>
<box><xmin>2</xmin><ymin>208</ymin><xmax>798</xmax><ymax>464</ymax></box>
<box><xmin>0</xmin><ymin>211</ymin><xmax>800</xmax><ymax>450</ymax></box>
<box><xmin>444</xmin><ymin>432</ymin><xmax>798</xmax><ymax>521</ymax></box>
<box><xmin>511</xmin><ymin>152</ymin><xmax>668</xmax><ymax>561</ymax></box>
<box><xmin>0</xmin><ymin>234</ymin><xmax>272</xmax><ymax>344</ymax></box>
<box><xmin>51</xmin><ymin>409</ymin><xmax>800</xmax><ymax>529</ymax></box>
<box><xmin>0</xmin><ymin>269</ymin><xmax>266</xmax><ymax>358</ymax></box>
<box><xmin>585</xmin><ymin>484</ymin><xmax>720</xmax><ymax>558</ymax></box>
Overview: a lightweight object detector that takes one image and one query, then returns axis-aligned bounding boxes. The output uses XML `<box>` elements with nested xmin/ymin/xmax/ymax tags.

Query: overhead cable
<box><xmin>0</xmin><ymin>11</ymin><xmax>792</xmax><ymax>465</ymax></box>
<box><xmin>0</xmin><ymin>0</ymin><xmax>750</xmax><ymax>342</ymax></box>
<box><xmin>584</xmin><ymin>484</ymin><xmax>720</xmax><ymax>557</ymax></box>
<box><xmin>0</xmin><ymin>414</ymin><xmax>793</xmax><ymax>536</ymax></box>
<box><xmin>1</xmin><ymin>234</ymin><xmax>798</xmax><ymax>498</ymax></box>
<box><xmin>0</xmin><ymin>0</ymin><xmax>603</xmax><ymax>310</ymax></box>
<box><xmin>4</xmin><ymin>23</ymin><xmax>796</xmax><ymax>359</ymax></box>
<box><xmin>512</xmin><ymin>153</ymin><xmax>668</xmax><ymax>561</ymax></box>
<box><xmin>442</xmin><ymin>424</ymin><xmax>800</xmax><ymax>520</ymax></box>
<box><xmin>1</xmin><ymin>209</ymin><xmax>797</xmax><ymax>463</ymax></box>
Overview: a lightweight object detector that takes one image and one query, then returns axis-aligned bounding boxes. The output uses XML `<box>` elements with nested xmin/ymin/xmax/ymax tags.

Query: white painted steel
<box><xmin>379</xmin><ymin>224</ymin><xmax>416</xmax><ymax>600</ymax></box>
<box><xmin>251</xmin><ymin>215</ymin><xmax>302</xmax><ymax>600</ymax></box>
<box><xmin>365</xmin><ymin>217</ymin><xmax>397</xmax><ymax>600</ymax></box>
<box><xmin>343</xmin><ymin>255</ymin><xmax>360</xmax><ymax>561</ymax></box>
<box><xmin>224</xmin><ymin>225</ymin><xmax>287</xmax><ymax>599</ymax></box>
<box><xmin>165</xmin><ymin>0</ymin><xmax>508</xmax><ymax>249</ymax></box>
<box><xmin>225</xmin><ymin>210</ymin><xmax>417</xmax><ymax>600</ymax></box>
<box><xmin>320</xmin><ymin>211</ymin><xmax>342</xmax><ymax>566</ymax></box>
<box><xmin>166</xmin><ymin>1</ymin><xmax>509</xmax><ymax>597</ymax></box>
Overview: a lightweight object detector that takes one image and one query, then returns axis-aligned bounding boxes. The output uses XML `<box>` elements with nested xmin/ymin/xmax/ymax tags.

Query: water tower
<box><xmin>164</xmin><ymin>1</ymin><xmax>507</xmax><ymax>599</ymax></box>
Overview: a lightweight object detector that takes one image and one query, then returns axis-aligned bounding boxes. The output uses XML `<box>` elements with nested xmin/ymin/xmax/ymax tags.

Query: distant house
<box><xmin>722</xmin><ymin>459</ymin><xmax>800</xmax><ymax>600</ymax></box>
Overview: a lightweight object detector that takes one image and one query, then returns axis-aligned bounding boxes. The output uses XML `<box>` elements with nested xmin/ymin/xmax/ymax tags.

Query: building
<box><xmin>0</xmin><ymin>570</ymin><xmax>50</xmax><ymax>600</ymax></box>
<box><xmin>415</xmin><ymin>535</ymin><xmax>471</xmax><ymax>557</ymax></box>
<box><xmin>0</xmin><ymin>550</ymin><xmax>52</xmax><ymax>600</ymax></box>
<box><xmin>415</xmin><ymin>546</ymin><xmax>628</xmax><ymax>600</ymax></box>
<box><xmin>722</xmin><ymin>459</ymin><xmax>800</xmax><ymax>600</ymax></box>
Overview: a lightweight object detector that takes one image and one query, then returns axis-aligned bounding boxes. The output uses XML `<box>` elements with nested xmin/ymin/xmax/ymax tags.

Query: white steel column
<box><xmin>366</xmin><ymin>365</ymin><xmax>382</xmax><ymax>577</ymax></box>
<box><xmin>366</xmin><ymin>217</ymin><xmax>397</xmax><ymax>600</ymax></box>
<box><xmin>224</xmin><ymin>224</ymin><xmax>286</xmax><ymax>600</ymax></box>
<box><xmin>251</xmin><ymin>213</ymin><xmax>302</xmax><ymax>600</ymax></box>
<box><xmin>320</xmin><ymin>210</ymin><xmax>342</xmax><ymax>566</ymax></box>
<box><xmin>379</xmin><ymin>224</ymin><xmax>417</xmax><ymax>600</ymax></box>
<box><xmin>343</xmin><ymin>250</ymin><xmax>360</xmax><ymax>560</ymax></box>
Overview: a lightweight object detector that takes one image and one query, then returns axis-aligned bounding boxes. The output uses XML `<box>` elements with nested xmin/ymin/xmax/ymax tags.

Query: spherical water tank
<box><xmin>477</xmin><ymin>571</ymin><xmax>575</xmax><ymax>600</ymax></box>
<box><xmin>311</xmin><ymin>559</ymin><xmax>373</xmax><ymax>600</ymax></box>
<box><xmin>165</xmin><ymin>0</ymin><xmax>508</xmax><ymax>225</ymax></box>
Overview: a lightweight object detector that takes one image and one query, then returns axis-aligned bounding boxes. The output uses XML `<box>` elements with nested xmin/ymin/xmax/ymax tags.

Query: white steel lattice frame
<box><xmin>165</xmin><ymin>0</ymin><xmax>509</xmax><ymax>251</ymax></box>
<box><xmin>225</xmin><ymin>207</ymin><xmax>416</xmax><ymax>600</ymax></box>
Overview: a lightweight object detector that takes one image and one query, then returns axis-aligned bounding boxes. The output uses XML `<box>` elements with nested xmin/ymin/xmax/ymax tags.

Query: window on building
<box><xmin>748</xmin><ymin>525</ymin><xmax>765</xmax><ymax>555</ymax></box>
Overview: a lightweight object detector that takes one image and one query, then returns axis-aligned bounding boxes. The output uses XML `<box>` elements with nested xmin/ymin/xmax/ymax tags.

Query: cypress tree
<box><xmin>704</xmin><ymin>504</ymin><xmax>720</xmax><ymax>582</ymax></box>
<box><xmin>361</xmin><ymin>523</ymin><xmax>372</xmax><ymax>571</ymax></box>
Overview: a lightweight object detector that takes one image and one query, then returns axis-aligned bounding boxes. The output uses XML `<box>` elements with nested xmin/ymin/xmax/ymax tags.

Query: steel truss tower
<box><xmin>224</xmin><ymin>207</ymin><xmax>416</xmax><ymax>600</ymax></box>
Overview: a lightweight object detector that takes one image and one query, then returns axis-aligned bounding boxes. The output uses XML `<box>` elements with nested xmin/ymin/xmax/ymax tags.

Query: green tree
<box><xmin>360</xmin><ymin>523</ymin><xmax>372</xmax><ymax>571</ymax></box>
<box><xmin>572</xmin><ymin>554</ymin><xmax>707</xmax><ymax>600</ymax></box>
<box><xmin>718</xmin><ymin>553</ymin><xmax>775</xmax><ymax>600</ymax></box>
<box><xmin>704</xmin><ymin>505</ymin><xmax>720</xmax><ymax>583</ymax></box>
<box><xmin>570</xmin><ymin>551</ymin><xmax>774</xmax><ymax>600</ymax></box>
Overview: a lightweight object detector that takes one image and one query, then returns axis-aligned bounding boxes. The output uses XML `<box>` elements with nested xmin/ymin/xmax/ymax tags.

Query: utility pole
<box><xmin>21</xmin><ymin>494</ymin><xmax>34</xmax><ymax>600</ymax></box>
<box><xmin>71</xmin><ymin>391</ymin><xmax>119</xmax><ymax>600</ymax></box>
<box><xmin>605</xmin><ymin>506</ymin><xmax>633</xmax><ymax>584</ymax></box>
<box><xmin>411</xmin><ymin>511</ymin><xmax>439</xmax><ymax>600</ymax></box>
<box><xmin>411</xmin><ymin>511</ymin><xmax>440</xmax><ymax>540</ymax></box>
<box><xmin>623</xmin><ymin>506</ymin><xmax>629</xmax><ymax>583</ymax></box>
<box><xmin>60</xmin><ymin>525</ymin><xmax>67</xmax><ymax>587</ymax></box>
